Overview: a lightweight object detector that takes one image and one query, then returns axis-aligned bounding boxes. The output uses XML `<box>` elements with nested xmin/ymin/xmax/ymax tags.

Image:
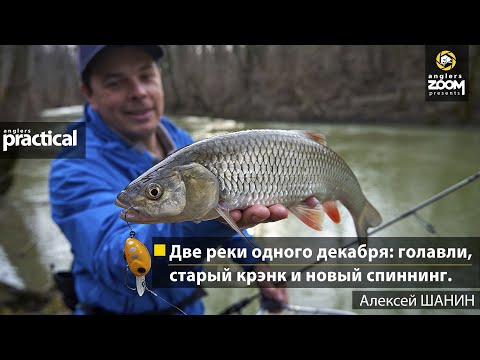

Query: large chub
<box><xmin>116</xmin><ymin>129</ymin><xmax>384</xmax><ymax>242</ymax></box>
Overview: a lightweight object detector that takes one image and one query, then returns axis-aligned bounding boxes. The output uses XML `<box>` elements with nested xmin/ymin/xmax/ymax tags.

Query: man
<box><xmin>49</xmin><ymin>45</ymin><xmax>289</xmax><ymax>315</ymax></box>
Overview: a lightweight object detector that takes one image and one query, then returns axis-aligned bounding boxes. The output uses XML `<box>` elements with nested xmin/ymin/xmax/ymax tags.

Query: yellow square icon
<box><xmin>154</xmin><ymin>244</ymin><xmax>166</xmax><ymax>257</ymax></box>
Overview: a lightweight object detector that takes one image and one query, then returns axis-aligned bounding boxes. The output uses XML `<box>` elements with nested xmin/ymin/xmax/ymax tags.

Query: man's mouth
<box><xmin>125</xmin><ymin>109</ymin><xmax>153</xmax><ymax>121</ymax></box>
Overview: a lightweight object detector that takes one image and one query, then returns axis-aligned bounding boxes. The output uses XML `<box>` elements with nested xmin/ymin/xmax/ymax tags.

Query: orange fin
<box><xmin>302</xmin><ymin>131</ymin><xmax>327</xmax><ymax>146</ymax></box>
<box><xmin>289</xmin><ymin>202</ymin><xmax>324</xmax><ymax>231</ymax></box>
<box><xmin>323</xmin><ymin>200</ymin><xmax>341</xmax><ymax>224</ymax></box>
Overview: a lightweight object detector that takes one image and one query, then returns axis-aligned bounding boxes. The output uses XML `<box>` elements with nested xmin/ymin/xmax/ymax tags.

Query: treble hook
<box><xmin>124</xmin><ymin>265</ymin><xmax>136</xmax><ymax>291</ymax></box>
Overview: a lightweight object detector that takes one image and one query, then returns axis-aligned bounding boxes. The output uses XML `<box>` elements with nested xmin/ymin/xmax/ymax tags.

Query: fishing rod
<box><xmin>368</xmin><ymin>169</ymin><xmax>480</xmax><ymax>236</ymax></box>
<box><xmin>218</xmin><ymin>169</ymin><xmax>480</xmax><ymax>315</ymax></box>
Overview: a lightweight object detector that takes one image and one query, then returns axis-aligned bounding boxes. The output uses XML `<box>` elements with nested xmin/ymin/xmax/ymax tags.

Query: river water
<box><xmin>1</xmin><ymin>113</ymin><xmax>479</xmax><ymax>315</ymax></box>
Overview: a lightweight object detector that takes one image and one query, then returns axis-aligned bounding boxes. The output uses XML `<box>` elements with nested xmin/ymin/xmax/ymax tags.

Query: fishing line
<box><xmin>142</xmin><ymin>285</ymin><xmax>188</xmax><ymax>316</ymax></box>
<box><xmin>124</xmin><ymin>206</ymin><xmax>136</xmax><ymax>238</ymax></box>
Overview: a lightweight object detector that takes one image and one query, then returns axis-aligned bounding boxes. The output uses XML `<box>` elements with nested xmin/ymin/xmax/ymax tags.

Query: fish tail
<box><xmin>354</xmin><ymin>199</ymin><xmax>382</xmax><ymax>246</ymax></box>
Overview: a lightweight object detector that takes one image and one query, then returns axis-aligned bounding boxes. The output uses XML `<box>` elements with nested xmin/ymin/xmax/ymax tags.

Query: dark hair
<box><xmin>81</xmin><ymin>62</ymin><xmax>94</xmax><ymax>92</ymax></box>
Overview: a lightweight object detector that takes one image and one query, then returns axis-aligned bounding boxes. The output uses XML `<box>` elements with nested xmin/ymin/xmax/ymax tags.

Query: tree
<box><xmin>0</xmin><ymin>45</ymin><xmax>36</xmax><ymax>194</ymax></box>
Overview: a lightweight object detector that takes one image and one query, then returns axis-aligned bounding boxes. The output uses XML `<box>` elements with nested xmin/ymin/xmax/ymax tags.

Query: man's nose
<box><xmin>130</xmin><ymin>80</ymin><xmax>148</xmax><ymax>98</ymax></box>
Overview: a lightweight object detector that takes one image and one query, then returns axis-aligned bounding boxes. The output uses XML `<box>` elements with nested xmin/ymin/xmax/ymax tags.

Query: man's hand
<box><xmin>218</xmin><ymin>197</ymin><xmax>320</xmax><ymax>313</ymax></box>
<box><xmin>224</xmin><ymin>196</ymin><xmax>319</xmax><ymax>229</ymax></box>
<box><xmin>228</xmin><ymin>204</ymin><xmax>289</xmax><ymax>229</ymax></box>
<box><xmin>254</xmin><ymin>263</ymin><xmax>288</xmax><ymax>314</ymax></box>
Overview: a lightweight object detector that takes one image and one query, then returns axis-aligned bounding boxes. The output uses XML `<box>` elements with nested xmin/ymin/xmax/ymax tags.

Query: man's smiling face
<box><xmin>81</xmin><ymin>46</ymin><xmax>164</xmax><ymax>143</ymax></box>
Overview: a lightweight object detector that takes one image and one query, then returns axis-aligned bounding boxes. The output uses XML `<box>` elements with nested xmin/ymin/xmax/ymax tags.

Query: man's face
<box><xmin>81</xmin><ymin>46</ymin><xmax>164</xmax><ymax>142</ymax></box>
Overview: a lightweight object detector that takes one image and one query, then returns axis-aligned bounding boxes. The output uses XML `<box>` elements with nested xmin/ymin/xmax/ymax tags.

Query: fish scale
<box><xmin>189</xmin><ymin>130</ymin><xmax>351</xmax><ymax>210</ymax></box>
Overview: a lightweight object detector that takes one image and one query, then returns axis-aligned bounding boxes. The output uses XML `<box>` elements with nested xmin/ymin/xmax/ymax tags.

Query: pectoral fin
<box><xmin>215</xmin><ymin>203</ymin><xmax>257</xmax><ymax>248</ymax></box>
<box><xmin>289</xmin><ymin>202</ymin><xmax>325</xmax><ymax>231</ymax></box>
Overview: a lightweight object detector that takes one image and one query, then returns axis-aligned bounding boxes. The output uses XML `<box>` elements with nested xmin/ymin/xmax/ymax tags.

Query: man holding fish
<box><xmin>49</xmin><ymin>45</ymin><xmax>293</xmax><ymax>315</ymax></box>
<box><xmin>50</xmin><ymin>45</ymin><xmax>381</xmax><ymax>315</ymax></box>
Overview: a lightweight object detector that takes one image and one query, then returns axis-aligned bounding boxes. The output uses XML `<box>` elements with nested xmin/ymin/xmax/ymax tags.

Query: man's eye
<box><xmin>105</xmin><ymin>81</ymin><xmax>120</xmax><ymax>88</ymax></box>
<box><xmin>141</xmin><ymin>73</ymin><xmax>155</xmax><ymax>82</ymax></box>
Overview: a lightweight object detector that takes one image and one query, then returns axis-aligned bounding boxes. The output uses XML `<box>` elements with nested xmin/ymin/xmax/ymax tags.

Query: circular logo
<box><xmin>436</xmin><ymin>50</ymin><xmax>456</xmax><ymax>71</ymax></box>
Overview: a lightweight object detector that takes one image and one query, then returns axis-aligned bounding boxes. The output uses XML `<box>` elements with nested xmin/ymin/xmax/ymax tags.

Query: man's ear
<box><xmin>80</xmin><ymin>83</ymin><xmax>97</xmax><ymax>110</ymax></box>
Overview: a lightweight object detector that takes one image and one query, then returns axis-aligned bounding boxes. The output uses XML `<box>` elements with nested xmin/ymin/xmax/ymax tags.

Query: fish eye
<box><xmin>146</xmin><ymin>183</ymin><xmax>163</xmax><ymax>200</ymax></box>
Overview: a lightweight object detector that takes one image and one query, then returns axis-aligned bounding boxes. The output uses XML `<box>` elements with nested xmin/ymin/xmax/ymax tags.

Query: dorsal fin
<box><xmin>301</xmin><ymin>131</ymin><xmax>327</xmax><ymax>146</ymax></box>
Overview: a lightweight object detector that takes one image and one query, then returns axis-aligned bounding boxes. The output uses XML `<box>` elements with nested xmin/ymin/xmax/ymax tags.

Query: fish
<box><xmin>115</xmin><ymin>129</ymin><xmax>382</xmax><ymax>243</ymax></box>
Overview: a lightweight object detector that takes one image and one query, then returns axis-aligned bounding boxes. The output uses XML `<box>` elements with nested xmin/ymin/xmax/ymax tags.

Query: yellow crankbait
<box><xmin>123</xmin><ymin>236</ymin><xmax>155</xmax><ymax>297</ymax></box>
<box><xmin>122</xmin><ymin>213</ymin><xmax>187</xmax><ymax>314</ymax></box>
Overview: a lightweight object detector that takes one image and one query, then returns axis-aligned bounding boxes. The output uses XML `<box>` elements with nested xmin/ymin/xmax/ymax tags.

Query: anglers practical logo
<box><xmin>0</xmin><ymin>122</ymin><xmax>85</xmax><ymax>159</ymax></box>
<box><xmin>425</xmin><ymin>45</ymin><xmax>469</xmax><ymax>101</ymax></box>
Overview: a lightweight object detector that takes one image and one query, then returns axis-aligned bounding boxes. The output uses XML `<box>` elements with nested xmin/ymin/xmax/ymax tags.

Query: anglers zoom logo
<box><xmin>425</xmin><ymin>45</ymin><xmax>469</xmax><ymax>101</ymax></box>
<box><xmin>436</xmin><ymin>50</ymin><xmax>456</xmax><ymax>71</ymax></box>
<box><xmin>0</xmin><ymin>122</ymin><xmax>85</xmax><ymax>159</ymax></box>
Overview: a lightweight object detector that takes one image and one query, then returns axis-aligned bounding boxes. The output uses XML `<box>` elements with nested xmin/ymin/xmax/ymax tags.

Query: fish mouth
<box><xmin>115</xmin><ymin>190</ymin><xmax>156</xmax><ymax>223</ymax></box>
<box><xmin>114</xmin><ymin>197</ymin><xmax>128</xmax><ymax>209</ymax></box>
<box><xmin>119</xmin><ymin>207</ymin><xmax>157</xmax><ymax>224</ymax></box>
<box><xmin>115</xmin><ymin>195</ymin><xmax>156</xmax><ymax>223</ymax></box>
<box><xmin>115</xmin><ymin>190</ymin><xmax>135</xmax><ymax>210</ymax></box>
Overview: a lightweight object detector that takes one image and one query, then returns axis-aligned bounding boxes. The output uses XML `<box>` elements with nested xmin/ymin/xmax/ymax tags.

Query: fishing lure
<box><xmin>123</xmin><ymin>214</ymin><xmax>187</xmax><ymax>315</ymax></box>
<box><xmin>123</xmin><ymin>233</ymin><xmax>157</xmax><ymax>297</ymax></box>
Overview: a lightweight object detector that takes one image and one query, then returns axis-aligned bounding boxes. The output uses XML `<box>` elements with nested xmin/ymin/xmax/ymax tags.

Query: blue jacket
<box><xmin>49</xmin><ymin>104</ymin><xmax>260</xmax><ymax>315</ymax></box>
